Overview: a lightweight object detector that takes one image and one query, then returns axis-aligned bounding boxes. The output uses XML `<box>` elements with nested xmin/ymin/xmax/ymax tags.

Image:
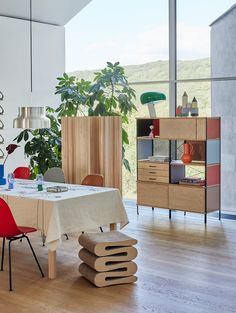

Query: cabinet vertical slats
<box><xmin>62</xmin><ymin>116</ymin><xmax>122</xmax><ymax>191</ymax></box>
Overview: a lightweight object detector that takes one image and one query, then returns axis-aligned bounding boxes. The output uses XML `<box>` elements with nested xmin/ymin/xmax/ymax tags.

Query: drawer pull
<box><xmin>149</xmin><ymin>172</ymin><xmax>156</xmax><ymax>174</ymax></box>
<box><xmin>149</xmin><ymin>165</ymin><xmax>156</xmax><ymax>168</ymax></box>
<box><xmin>149</xmin><ymin>178</ymin><xmax>157</xmax><ymax>181</ymax></box>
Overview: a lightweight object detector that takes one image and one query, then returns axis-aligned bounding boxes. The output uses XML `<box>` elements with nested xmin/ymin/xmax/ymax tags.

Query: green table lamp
<box><xmin>140</xmin><ymin>92</ymin><xmax>166</xmax><ymax>117</ymax></box>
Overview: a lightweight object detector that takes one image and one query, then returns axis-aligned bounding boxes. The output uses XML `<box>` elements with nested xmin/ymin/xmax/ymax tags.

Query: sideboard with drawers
<box><xmin>136</xmin><ymin>117</ymin><xmax>221</xmax><ymax>223</ymax></box>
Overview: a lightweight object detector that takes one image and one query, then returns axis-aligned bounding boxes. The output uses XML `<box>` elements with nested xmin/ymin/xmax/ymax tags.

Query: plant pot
<box><xmin>0</xmin><ymin>164</ymin><xmax>6</xmax><ymax>185</ymax></box>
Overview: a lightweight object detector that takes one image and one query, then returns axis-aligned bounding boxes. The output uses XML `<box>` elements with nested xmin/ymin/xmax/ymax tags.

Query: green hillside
<box><xmin>71</xmin><ymin>58</ymin><xmax>210</xmax><ymax>82</ymax></box>
<box><xmin>70</xmin><ymin>58</ymin><xmax>211</xmax><ymax>197</ymax></box>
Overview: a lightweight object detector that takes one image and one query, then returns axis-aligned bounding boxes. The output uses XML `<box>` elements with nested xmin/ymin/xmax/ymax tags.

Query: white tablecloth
<box><xmin>0</xmin><ymin>180</ymin><xmax>128</xmax><ymax>251</ymax></box>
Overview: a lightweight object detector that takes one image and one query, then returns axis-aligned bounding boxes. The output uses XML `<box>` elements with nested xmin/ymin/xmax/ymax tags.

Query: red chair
<box><xmin>0</xmin><ymin>198</ymin><xmax>44</xmax><ymax>291</ymax></box>
<box><xmin>81</xmin><ymin>174</ymin><xmax>104</xmax><ymax>187</ymax></box>
<box><xmin>13</xmin><ymin>167</ymin><xmax>30</xmax><ymax>179</ymax></box>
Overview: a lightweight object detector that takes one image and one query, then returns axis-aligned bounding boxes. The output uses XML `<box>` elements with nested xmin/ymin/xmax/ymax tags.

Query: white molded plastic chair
<box><xmin>44</xmin><ymin>167</ymin><xmax>65</xmax><ymax>183</ymax></box>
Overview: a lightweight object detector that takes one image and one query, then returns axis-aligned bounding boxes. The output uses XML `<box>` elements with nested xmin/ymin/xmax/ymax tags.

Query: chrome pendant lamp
<box><xmin>13</xmin><ymin>0</ymin><xmax>50</xmax><ymax>129</ymax></box>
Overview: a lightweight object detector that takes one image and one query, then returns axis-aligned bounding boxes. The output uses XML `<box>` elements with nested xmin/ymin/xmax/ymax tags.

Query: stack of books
<box><xmin>179</xmin><ymin>177</ymin><xmax>205</xmax><ymax>186</ymax></box>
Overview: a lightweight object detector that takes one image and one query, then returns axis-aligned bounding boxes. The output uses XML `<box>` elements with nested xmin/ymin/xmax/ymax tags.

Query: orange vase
<box><xmin>181</xmin><ymin>143</ymin><xmax>193</xmax><ymax>164</ymax></box>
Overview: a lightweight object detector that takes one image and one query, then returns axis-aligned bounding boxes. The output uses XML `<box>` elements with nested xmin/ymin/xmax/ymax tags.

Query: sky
<box><xmin>65</xmin><ymin>0</ymin><xmax>236</xmax><ymax>72</ymax></box>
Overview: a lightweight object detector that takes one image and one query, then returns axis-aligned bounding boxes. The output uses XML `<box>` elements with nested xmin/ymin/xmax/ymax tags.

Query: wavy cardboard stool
<box><xmin>78</xmin><ymin>231</ymin><xmax>138</xmax><ymax>287</ymax></box>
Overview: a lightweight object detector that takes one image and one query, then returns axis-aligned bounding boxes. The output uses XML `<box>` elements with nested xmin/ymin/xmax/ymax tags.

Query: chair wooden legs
<box><xmin>1</xmin><ymin>237</ymin><xmax>5</xmax><ymax>271</ymax></box>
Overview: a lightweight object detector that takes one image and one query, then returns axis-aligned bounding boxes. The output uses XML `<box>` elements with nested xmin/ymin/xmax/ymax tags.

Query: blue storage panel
<box><xmin>207</xmin><ymin>140</ymin><xmax>220</xmax><ymax>164</ymax></box>
<box><xmin>137</xmin><ymin>140</ymin><xmax>152</xmax><ymax>160</ymax></box>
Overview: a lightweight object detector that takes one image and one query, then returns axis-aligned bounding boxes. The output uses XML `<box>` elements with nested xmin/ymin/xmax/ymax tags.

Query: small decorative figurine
<box><xmin>191</xmin><ymin>97</ymin><xmax>199</xmax><ymax>116</ymax></box>
<box><xmin>192</xmin><ymin>97</ymin><xmax>198</xmax><ymax>108</ymax></box>
<box><xmin>176</xmin><ymin>105</ymin><xmax>183</xmax><ymax>116</ymax></box>
<box><xmin>182</xmin><ymin>91</ymin><xmax>188</xmax><ymax>108</ymax></box>
<box><xmin>181</xmin><ymin>92</ymin><xmax>199</xmax><ymax>117</ymax></box>
<box><xmin>149</xmin><ymin>125</ymin><xmax>154</xmax><ymax>139</ymax></box>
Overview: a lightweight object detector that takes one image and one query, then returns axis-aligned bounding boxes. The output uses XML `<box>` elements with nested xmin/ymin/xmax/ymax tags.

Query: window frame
<box><xmin>128</xmin><ymin>0</ymin><xmax>236</xmax><ymax>118</ymax></box>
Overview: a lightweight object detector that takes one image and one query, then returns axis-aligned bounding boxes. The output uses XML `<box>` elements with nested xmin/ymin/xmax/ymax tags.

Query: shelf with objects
<box><xmin>136</xmin><ymin>116</ymin><xmax>221</xmax><ymax>223</ymax></box>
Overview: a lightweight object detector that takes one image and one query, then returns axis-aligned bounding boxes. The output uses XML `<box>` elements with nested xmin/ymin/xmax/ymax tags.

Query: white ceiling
<box><xmin>0</xmin><ymin>0</ymin><xmax>92</xmax><ymax>25</ymax></box>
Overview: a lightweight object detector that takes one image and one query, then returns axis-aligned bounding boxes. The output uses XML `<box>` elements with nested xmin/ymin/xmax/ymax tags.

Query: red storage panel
<box><xmin>207</xmin><ymin>118</ymin><xmax>220</xmax><ymax>139</ymax></box>
<box><xmin>207</xmin><ymin>164</ymin><xmax>220</xmax><ymax>186</ymax></box>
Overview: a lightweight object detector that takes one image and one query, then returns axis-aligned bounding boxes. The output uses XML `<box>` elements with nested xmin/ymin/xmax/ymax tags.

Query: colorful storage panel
<box><xmin>207</xmin><ymin>164</ymin><xmax>220</xmax><ymax>186</ymax></box>
<box><xmin>207</xmin><ymin>118</ymin><xmax>220</xmax><ymax>139</ymax></box>
<box><xmin>207</xmin><ymin>140</ymin><xmax>220</xmax><ymax>164</ymax></box>
<box><xmin>137</xmin><ymin>140</ymin><xmax>152</xmax><ymax>160</ymax></box>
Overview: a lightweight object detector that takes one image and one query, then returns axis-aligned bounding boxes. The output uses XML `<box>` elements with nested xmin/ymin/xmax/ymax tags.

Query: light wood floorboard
<box><xmin>0</xmin><ymin>202</ymin><xmax>236</xmax><ymax>313</ymax></box>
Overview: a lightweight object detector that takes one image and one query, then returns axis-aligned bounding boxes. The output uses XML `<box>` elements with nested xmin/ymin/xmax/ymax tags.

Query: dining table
<box><xmin>0</xmin><ymin>179</ymin><xmax>128</xmax><ymax>279</ymax></box>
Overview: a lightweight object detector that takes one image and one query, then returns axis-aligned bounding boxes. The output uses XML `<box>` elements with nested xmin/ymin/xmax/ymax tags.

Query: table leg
<box><xmin>48</xmin><ymin>250</ymin><xmax>57</xmax><ymax>279</ymax></box>
<box><xmin>110</xmin><ymin>223</ymin><xmax>117</xmax><ymax>231</ymax></box>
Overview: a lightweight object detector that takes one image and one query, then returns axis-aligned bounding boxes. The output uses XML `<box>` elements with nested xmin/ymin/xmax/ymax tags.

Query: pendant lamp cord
<box><xmin>30</xmin><ymin>0</ymin><xmax>33</xmax><ymax>92</ymax></box>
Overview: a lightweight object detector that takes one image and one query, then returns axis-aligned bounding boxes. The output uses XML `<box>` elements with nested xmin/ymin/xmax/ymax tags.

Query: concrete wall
<box><xmin>0</xmin><ymin>16</ymin><xmax>65</xmax><ymax>175</ymax></box>
<box><xmin>211</xmin><ymin>7</ymin><xmax>236</xmax><ymax>213</ymax></box>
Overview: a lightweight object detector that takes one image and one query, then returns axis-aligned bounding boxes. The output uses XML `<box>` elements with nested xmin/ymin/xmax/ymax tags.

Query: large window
<box><xmin>177</xmin><ymin>0</ymin><xmax>236</xmax><ymax>80</ymax></box>
<box><xmin>66</xmin><ymin>1</ymin><xmax>236</xmax><ymax>211</ymax></box>
<box><xmin>66</xmin><ymin>0</ymin><xmax>169</xmax><ymax>81</ymax></box>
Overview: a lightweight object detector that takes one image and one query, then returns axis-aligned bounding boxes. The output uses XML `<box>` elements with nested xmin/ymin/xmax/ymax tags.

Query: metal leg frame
<box><xmin>41</xmin><ymin>232</ymin><xmax>46</xmax><ymax>247</ymax></box>
<box><xmin>82</xmin><ymin>227</ymin><xmax>103</xmax><ymax>234</ymax></box>
<box><xmin>1</xmin><ymin>237</ymin><xmax>5</xmax><ymax>271</ymax></box>
<box><xmin>1</xmin><ymin>235</ymin><xmax>44</xmax><ymax>291</ymax></box>
<box><xmin>9</xmin><ymin>240</ymin><xmax>12</xmax><ymax>291</ymax></box>
<box><xmin>25</xmin><ymin>235</ymin><xmax>44</xmax><ymax>278</ymax></box>
<box><xmin>169</xmin><ymin>209</ymin><xmax>172</xmax><ymax>220</ymax></box>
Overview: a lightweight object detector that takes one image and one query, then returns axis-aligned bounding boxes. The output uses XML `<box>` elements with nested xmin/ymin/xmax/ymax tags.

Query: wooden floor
<box><xmin>0</xmin><ymin>202</ymin><xmax>236</xmax><ymax>313</ymax></box>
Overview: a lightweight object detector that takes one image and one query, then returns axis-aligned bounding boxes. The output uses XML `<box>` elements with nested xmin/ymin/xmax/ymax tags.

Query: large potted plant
<box><xmin>55</xmin><ymin>62</ymin><xmax>136</xmax><ymax>171</ymax></box>
<box><xmin>15</xmin><ymin>62</ymin><xmax>136</xmax><ymax>179</ymax></box>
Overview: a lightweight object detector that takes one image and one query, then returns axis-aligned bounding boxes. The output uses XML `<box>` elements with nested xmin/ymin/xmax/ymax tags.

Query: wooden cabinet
<box><xmin>62</xmin><ymin>116</ymin><xmax>122</xmax><ymax>191</ymax></box>
<box><xmin>137</xmin><ymin>182</ymin><xmax>169</xmax><ymax>208</ymax></box>
<box><xmin>159</xmin><ymin>118</ymin><xmax>207</xmax><ymax>140</ymax></box>
<box><xmin>160</xmin><ymin>118</ymin><xmax>197</xmax><ymax>140</ymax></box>
<box><xmin>136</xmin><ymin>117</ymin><xmax>221</xmax><ymax>223</ymax></box>
<box><xmin>169</xmin><ymin>185</ymin><xmax>205</xmax><ymax>213</ymax></box>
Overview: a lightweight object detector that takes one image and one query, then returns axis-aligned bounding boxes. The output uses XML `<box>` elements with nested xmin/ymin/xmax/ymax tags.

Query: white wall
<box><xmin>211</xmin><ymin>8</ymin><xmax>236</xmax><ymax>213</ymax></box>
<box><xmin>0</xmin><ymin>16</ymin><xmax>65</xmax><ymax>175</ymax></box>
